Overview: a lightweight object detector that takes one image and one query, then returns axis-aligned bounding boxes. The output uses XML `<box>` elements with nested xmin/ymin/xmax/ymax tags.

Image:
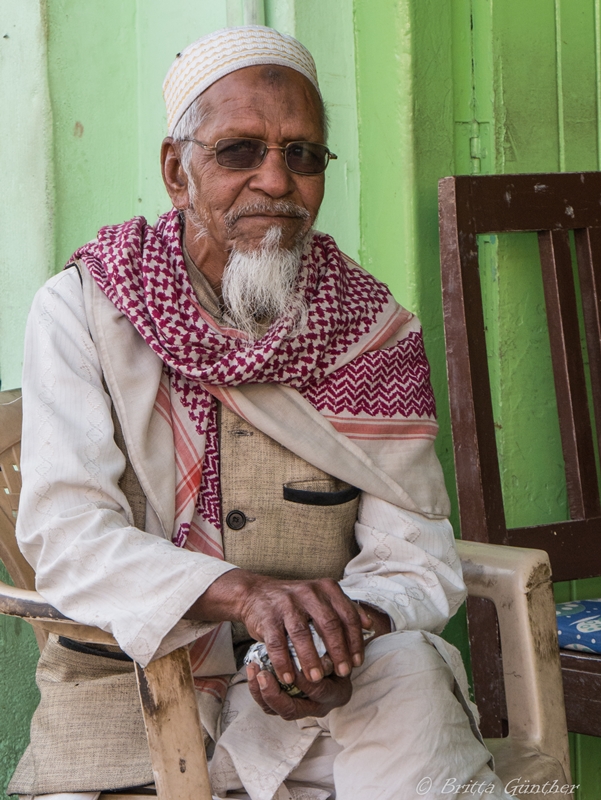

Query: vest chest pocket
<box><xmin>222</xmin><ymin>475</ymin><xmax>360</xmax><ymax>583</ymax></box>
<box><xmin>283</xmin><ymin>478</ymin><xmax>361</xmax><ymax>506</ymax></box>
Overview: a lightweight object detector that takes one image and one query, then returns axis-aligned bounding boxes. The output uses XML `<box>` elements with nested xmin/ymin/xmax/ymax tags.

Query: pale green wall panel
<box><xmin>291</xmin><ymin>0</ymin><xmax>360</xmax><ymax>260</ymax></box>
<box><xmin>47</xmin><ymin>0</ymin><xmax>139</xmax><ymax>270</ymax></box>
<box><xmin>0</xmin><ymin>4</ymin><xmax>53</xmax><ymax>782</ymax></box>
<box><xmin>0</xmin><ymin>0</ymin><xmax>55</xmax><ymax>392</ymax></box>
<box><xmin>354</xmin><ymin>0</ymin><xmax>468</xmax><ymax>665</ymax></box>
<box><xmin>134</xmin><ymin>0</ymin><xmax>229</xmax><ymax>225</ymax></box>
<box><xmin>354</xmin><ymin>0</ymin><xmax>418</xmax><ymax>311</ymax></box>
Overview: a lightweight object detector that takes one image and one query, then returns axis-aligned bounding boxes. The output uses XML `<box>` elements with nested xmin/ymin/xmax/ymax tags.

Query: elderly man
<box><xmin>10</xmin><ymin>26</ymin><xmax>511</xmax><ymax>800</ymax></box>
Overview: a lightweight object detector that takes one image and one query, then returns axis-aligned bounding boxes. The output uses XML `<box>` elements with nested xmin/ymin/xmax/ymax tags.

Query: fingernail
<box><xmin>352</xmin><ymin>653</ymin><xmax>363</xmax><ymax>667</ymax></box>
<box><xmin>257</xmin><ymin>671</ymin><xmax>268</xmax><ymax>689</ymax></box>
<box><xmin>338</xmin><ymin>661</ymin><xmax>351</xmax><ymax>677</ymax></box>
<box><xmin>283</xmin><ymin>672</ymin><xmax>294</xmax><ymax>685</ymax></box>
<box><xmin>245</xmin><ymin>665</ymin><xmax>253</xmax><ymax>680</ymax></box>
<box><xmin>310</xmin><ymin>668</ymin><xmax>323</xmax><ymax>682</ymax></box>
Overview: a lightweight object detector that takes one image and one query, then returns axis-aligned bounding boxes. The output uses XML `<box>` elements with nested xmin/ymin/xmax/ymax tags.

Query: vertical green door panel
<box><xmin>0</xmin><ymin>0</ymin><xmax>54</xmax><ymax>392</ymax></box>
<box><xmin>47</xmin><ymin>0</ymin><xmax>230</xmax><ymax>270</ymax></box>
<box><xmin>558</xmin><ymin>0</ymin><xmax>599</xmax><ymax>171</ymax></box>
<box><xmin>135</xmin><ymin>1</ymin><xmax>229</xmax><ymax>224</ymax></box>
<box><xmin>47</xmin><ymin>0</ymin><xmax>139</xmax><ymax>269</ymax></box>
<box><xmin>354</xmin><ymin>0</ymin><xmax>467</xmax><ymax>675</ymax></box>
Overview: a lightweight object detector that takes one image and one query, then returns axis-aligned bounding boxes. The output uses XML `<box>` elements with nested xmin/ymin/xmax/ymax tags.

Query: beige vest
<box><xmin>220</xmin><ymin>403</ymin><xmax>359</xmax><ymax>581</ymax></box>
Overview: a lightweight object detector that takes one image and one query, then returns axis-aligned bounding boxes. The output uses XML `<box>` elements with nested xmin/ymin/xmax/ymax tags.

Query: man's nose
<box><xmin>247</xmin><ymin>147</ymin><xmax>294</xmax><ymax>197</ymax></box>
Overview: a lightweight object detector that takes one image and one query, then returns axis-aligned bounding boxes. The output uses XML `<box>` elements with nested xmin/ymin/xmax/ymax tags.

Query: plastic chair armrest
<box><xmin>456</xmin><ymin>540</ymin><xmax>570</xmax><ymax>780</ymax></box>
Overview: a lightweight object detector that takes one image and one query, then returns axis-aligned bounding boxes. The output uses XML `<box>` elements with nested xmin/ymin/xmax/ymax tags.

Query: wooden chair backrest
<box><xmin>439</xmin><ymin>172</ymin><xmax>601</xmax><ymax>580</ymax></box>
<box><xmin>0</xmin><ymin>390</ymin><xmax>35</xmax><ymax>591</ymax></box>
<box><xmin>439</xmin><ymin>171</ymin><xmax>601</xmax><ymax>739</ymax></box>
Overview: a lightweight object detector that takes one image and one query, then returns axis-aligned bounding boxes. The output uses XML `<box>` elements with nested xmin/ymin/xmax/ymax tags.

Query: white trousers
<box><xmin>23</xmin><ymin>631</ymin><xmax>511</xmax><ymax>800</ymax></box>
<box><xmin>210</xmin><ymin>630</ymin><xmax>511</xmax><ymax>800</ymax></box>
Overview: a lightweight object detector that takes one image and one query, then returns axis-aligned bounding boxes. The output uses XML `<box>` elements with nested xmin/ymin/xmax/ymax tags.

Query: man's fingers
<box><xmin>309</xmin><ymin>611</ymin><xmax>353</xmax><ymax>677</ymax></box>
<box><xmin>356</xmin><ymin>602</ymin><xmax>374</xmax><ymax>630</ymax></box>
<box><xmin>283</xmin><ymin>616</ymin><xmax>325</xmax><ymax>682</ymax></box>
<box><xmin>293</xmin><ymin>669</ymin><xmax>353</xmax><ymax>710</ymax></box>
<box><xmin>262</xmin><ymin>625</ymin><xmax>299</xmax><ymax>685</ymax></box>
<box><xmin>246</xmin><ymin>665</ymin><xmax>278</xmax><ymax>715</ymax></box>
<box><xmin>307</xmin><ymin>581</ymin><xmax>364</xmax><ymax>674</ymax></box>
<box><xmin>240</xmin><ymin>576</ymin><xmax>372</xmax><ymax>682</ymax></box>
<box><xmin>250</xmin><ymin>668</ymin><xmax>308</xmax><ymax>720</ymax></box>
<box><xmin>327</xmin><ymin>593</ymin><xmax>366</xmax><ymax>668</ymax></box>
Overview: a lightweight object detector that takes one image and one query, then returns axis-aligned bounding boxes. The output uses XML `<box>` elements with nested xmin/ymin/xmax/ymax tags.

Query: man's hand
<box><xmin>246</xmin><ymin>661</ymin><xmax>352</xmax><ymax>720</ymax></box>
<box><xmin>186</xmin><ymin>569</ymin><xmax>373</xmax><ymax>686</ymax></box>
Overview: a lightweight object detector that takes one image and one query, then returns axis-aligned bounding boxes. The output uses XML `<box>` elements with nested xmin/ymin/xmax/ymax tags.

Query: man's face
<box><xmin>170</xmin><ymin>65</ymin><xmax>326</xmax><ymax>261</ymax></box>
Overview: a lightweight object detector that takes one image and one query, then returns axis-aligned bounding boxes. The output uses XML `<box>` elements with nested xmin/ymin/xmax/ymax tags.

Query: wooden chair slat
<box><xmin>438</xmin><ymin>177</ymin><xmax>508</xmax><ymax>546</ymax></box>
<box><xmin>574</xmin><ymin>226</ymin><xmax>601</xmax><ymax>459</ymax></box>
<box><xmin>0</xmin><ymin>444</ymin><xmax>22</xmax><ymax>494</ymax></box>
<box><xmin>457</xmin><ymin>172</ymin><xmax>601</xmax><ymax>234</ymax></box>
<box><xmin>506</xmin><ymin>518</ymin><xmax>601</xmax><ymax>582</ymax></box>
<box><xmin>538</xmin><ymin>229</ymin><xmax>601</xmax><ymax>519</ymax></box>
<box><xmin>135</xmin><ymin>648</ymin><xmax>212</xmax><ymax>800</ymax></box>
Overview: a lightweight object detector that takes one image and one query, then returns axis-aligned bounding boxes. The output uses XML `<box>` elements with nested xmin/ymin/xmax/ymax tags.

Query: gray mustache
<box><xmin>224</xmin><ymin>201</ymin><xmax>311</xmax><ymax>228</ymax></box>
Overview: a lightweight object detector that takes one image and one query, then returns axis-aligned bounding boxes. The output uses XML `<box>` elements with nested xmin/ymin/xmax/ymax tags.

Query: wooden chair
<box><xmin>439</xmin><ymin>171</ymin><xmax>601</xmax><ymax>742</ymax></box>
<box><xmin>0</xmin><ymin>389</ymin><xmax>571</xmax><ymax>795</ymax></box>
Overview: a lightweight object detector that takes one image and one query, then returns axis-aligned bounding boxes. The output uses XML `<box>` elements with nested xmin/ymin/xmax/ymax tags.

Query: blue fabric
<box><xmin>556</xmin><ymin>599</ymin><xmax>601</xmax><ymax>652</ymax></box>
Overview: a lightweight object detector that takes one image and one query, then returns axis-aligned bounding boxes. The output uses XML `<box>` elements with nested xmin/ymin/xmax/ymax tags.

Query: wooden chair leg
<box><xmin>135</xmin><ymin>647</ymin><xmax>213</xmax><ymax>800</ymax></box>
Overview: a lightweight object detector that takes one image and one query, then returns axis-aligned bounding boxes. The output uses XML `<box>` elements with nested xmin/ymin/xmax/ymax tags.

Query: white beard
<box><xmin>222</xmin><ymin>225</ymin><xmax>309</xmax><ymax>341</ymax></box>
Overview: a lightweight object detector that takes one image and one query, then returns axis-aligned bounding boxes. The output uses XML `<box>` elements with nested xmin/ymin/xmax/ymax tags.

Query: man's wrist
<box><xmin>184</xmin><ymin>567</ymin><xmax>255</xmax><ymax>623</ymax></box>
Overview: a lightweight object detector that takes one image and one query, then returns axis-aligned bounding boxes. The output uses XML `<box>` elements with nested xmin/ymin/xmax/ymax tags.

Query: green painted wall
<box><xmin>0</xmin><ymin>0</ymin><xmax>54</xmax><ymax>393</ymax></box>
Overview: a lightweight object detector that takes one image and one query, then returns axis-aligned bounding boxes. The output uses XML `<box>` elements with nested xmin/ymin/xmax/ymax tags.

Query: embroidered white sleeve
<box><xmin>17</xmin><ymin>269</ymin><xmax>236</xmax><ymax>666</ymax></box>
<box><xmin>340</xmin><ymin>493</ymin><xmax>467</xmax><ymax>634</ymax></box>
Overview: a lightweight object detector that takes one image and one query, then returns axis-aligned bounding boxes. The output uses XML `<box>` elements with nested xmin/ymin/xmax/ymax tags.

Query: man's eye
<box><xmin>223</xmin><ymin>139</ymin><xmax>257</xmax><ymax>155</ymax></box>
<box><xmin>287</xmin><ymin>144</ymin><xmax>307</xmax><ymax>158</ymax></box>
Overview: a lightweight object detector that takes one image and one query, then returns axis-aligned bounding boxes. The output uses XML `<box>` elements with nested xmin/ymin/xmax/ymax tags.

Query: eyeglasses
<box><xmin>180</xmin><ymin>137</ymin><xmax>337</xmax><ymax>175</ymax></box>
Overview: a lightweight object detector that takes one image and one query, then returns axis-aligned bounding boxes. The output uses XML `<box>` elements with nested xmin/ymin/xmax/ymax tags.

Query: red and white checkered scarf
<box><xmin>73</xmin><ymin>209</ymin><xmax>439</xmax><ymax>696</ymax></box>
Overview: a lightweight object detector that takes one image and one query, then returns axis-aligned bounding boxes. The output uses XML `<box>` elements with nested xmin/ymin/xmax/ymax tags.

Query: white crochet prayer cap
<box><xmin>163</xmin><ymin>26</ymin><xmax>321</xmax><ymax>136</ymax></box>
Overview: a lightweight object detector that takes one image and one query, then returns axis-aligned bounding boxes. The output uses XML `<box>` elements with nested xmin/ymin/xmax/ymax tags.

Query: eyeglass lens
<box><xmin>214</xmin><ymin>138</ymin><xmax>330</xmax><ymax>174</ymax></box>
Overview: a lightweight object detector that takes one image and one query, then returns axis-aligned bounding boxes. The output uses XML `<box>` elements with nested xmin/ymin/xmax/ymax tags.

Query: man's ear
<box><xmin>161</xmin><ymin>138</ymin><xmax>190</xmax><ymax>209</ymax></box>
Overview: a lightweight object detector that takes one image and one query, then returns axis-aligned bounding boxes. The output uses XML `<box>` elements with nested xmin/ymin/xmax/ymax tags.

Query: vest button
<box><xmin>226</xmin><ymin>510</ymin><xmax>247</xmax><ymax>530</ymax></box>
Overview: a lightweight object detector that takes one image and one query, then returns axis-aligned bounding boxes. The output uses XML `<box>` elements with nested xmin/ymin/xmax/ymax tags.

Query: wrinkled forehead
<box><xmin>196</xmin><ymin>65</ymin><xmax>325</xmax><ymax>137</ymax></box>
<box><xmin>163</xmin><ymin>25</ymin><xmax>321</xmax><ymax>135</ymax></box>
